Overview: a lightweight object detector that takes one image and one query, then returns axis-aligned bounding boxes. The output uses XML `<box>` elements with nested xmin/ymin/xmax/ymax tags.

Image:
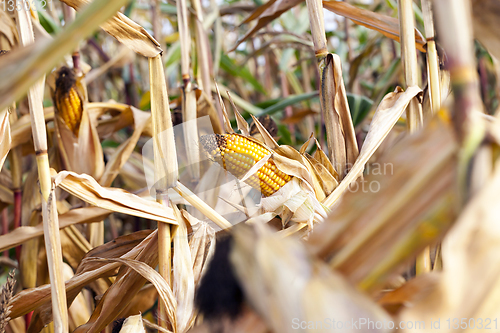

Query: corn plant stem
<box><xmin>8</xmin><ymin>104</ymin><xmax>22</xmax><ymax>262</ymax></box>
<box><xmin>398</xmin><ymin>0</ymin><xmax>422</xmax><ymax>132</ymax></box>
<box><xmin>173</xmin><ymin>182</ymin><xmax>232</xmax><ymax>229</ymax></box>
<box><xmin>280</xmin><ymin>72</ymin><xmax>295</xmax><ymax>144</ymax></box>
<box><xmin>417</xmin><ymin>0</ymin><xmax>436</xmax><ymax>268</ymax></box>
<box><xmin>421</xmin><ymin>0</ymin><xmax>440</xmax><ymax>114</ymax></box>
<box><xmin>192</xmin><ymin>0</ymin><xmax>213</xmax><ymax>98</ymax></box>
<box><xmin>15</xmin><ymin>9</ymin><xmax>68</xmax><ymax>333</ymax></box>
<box><xmin>415</xmin><ymin>245</ymin><xmax>431</xmax><ymax>274</ymax></box>
<box><xmin>305</xmin><ymin>0</ymin><xmax>328</xmax><ymax>60</ymax></box>
<box><xmin>305</xmin><ymin>0</ymin><xmax>344</xmax><ymax>168</ymax></box>
<box><xmin>149</xmin><ymin>54</ymin><xmax>178</xmax><ymax>330</ymax></box>
<box><xmin>433</xmin><ymin>0</ymin><xmax>485</xmax><ymax>204</ymax></box>
<box><xmin>1</xmin><ymin>208</ymin><xmax>7</xmax><ymax>257</ymax></box>
<box><xmin>152</xmin><ymin>0</ymin><xmax>162</xmax><ymax>46</ymax></box>
<box><xmin>157</xmin><ymin>196</ymin><xmax>172</xmax><ymax>330</ymax></box>
<box><xmin>177</xmin><ymin>0</ymin><xmax>191</xmax><ymax>85</ymax></box>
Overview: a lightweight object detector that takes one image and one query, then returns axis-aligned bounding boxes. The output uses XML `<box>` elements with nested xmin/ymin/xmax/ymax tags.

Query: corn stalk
<box><xmin>149</xmin><ymin>54</ymin><xmax>178</xmax><ymax>330</ymax></box>
<box><xmin>305</xmin><ymin>0</ymin><xmax>358</xmax><ymax>177</ymax></box>
<box><xmin>421</xmin><ymin>0</ymin><xmax>440</xmax><ymax>114</ymax></box>
<box><xmin>14</xmin><ymin>10</ymin><xmax>68</xmax><ymax>333</ymax></box>
<box><xmin>398</xmin><ymin>0</ymin><xmax>422</xmax><ymax>132</ymax></box>
<box><xmin>433</xmin><ymin>0</ymin><xmax>486</xmax><ymax>203</ymax></box>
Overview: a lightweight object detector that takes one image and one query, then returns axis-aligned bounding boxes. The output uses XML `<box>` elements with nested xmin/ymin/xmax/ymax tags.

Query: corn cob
<box><xmin>200</xmin><ymin>134</ymin><xmax>292</xmax><ymax>196</ymax></box>
<box><xmin>54</xmin><ymin>67</ymin><xmax>83</xmax><ymax>136</ymax></box>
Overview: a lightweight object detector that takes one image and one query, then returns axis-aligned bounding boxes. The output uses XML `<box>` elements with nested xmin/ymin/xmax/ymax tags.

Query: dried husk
<box><xmin>51</xmin><ymin>170</ymin><xmax>177</xmax><ymax>224</ymax></box>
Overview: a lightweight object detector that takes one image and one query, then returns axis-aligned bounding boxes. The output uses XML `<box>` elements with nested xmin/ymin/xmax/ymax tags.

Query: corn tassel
<box><xmin>201</xmin><ymin>134</ymin><xmax>292</xmax><ymax>196</ymax></box>
<box><xmin>54</xmin><ymin>67</ymin><xmax>83</xmax><ymax>136</ymax></box>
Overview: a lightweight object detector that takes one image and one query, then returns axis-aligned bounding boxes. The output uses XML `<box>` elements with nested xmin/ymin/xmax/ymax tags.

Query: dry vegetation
<box><xmin>0</xmin><ymin>0</ymin><xmax>499</xmax><ymax>332</ymax></box>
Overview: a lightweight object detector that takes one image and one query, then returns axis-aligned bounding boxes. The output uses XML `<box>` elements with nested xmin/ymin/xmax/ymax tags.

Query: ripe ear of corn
<box><xmin>200</xmin><ymin>134</ymin><xmax>292</xmax><ymax>196</ymax></box>
<box><xmin>53</xmin><ymin>67</ymin><xmax>83</xmax><ymax>136</ymax></box>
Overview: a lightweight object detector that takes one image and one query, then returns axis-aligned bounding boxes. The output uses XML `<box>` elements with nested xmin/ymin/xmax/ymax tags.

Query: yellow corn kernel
<box><xmin>200</xmin><ymin>133</ymin><xmax>292</xmax><ymax>196</ymax></box>
<box><xmin>54</xmin><ymin>67</ymin><xmax>83</xmax><ymax>136</ymax></box>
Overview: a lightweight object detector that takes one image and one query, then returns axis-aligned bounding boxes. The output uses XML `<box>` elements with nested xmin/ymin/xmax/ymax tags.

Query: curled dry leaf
<box><xmin>232</xmin><ymin>0</ymin><xmax>301</xmax><ymax>51</ymax></box>
<box><xmin>60</xmin><ymin>0</ymin><xmax>162</xmax><ymax>57</ymax></box>
<box><xmin>189</xmin><ymin>220</ymin><xmax>216</xmax><ymax>286</ymax></box>
<box><xmin>79</xmin><ymin>256</ymin><xmax>177</xmax><ymax>333</ymax></box>
<box><xmin>10</xmin><ymin>223</ymin><xmax>155</xmax><ymax>332</ymax></box>
<box><xmin>320</xmin><ymin>53</ymin><xmax>359</xmax><ymax>180</ymax></box>
<box><xmin>73</xmin><ymin>231</ymin><xmax>163</xmax><ymax>333</ymax></box>
<box><xmin>51</xmin><ymin>170</ymin><xmax>177</xmax><ymax>224</ymax></box>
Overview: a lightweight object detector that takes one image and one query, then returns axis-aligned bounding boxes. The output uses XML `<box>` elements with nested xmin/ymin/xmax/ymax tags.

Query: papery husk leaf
<box><xmin>51</xmin><ymin>170</ymin><xmax>177</xmax><ymax>224</ymax></box>
<box><xmin>304</xmin><ymin>153</ymin><xmax>338</xmax><ymax>196</ymax></box>
<box><xmin>189</xmin><ymin>220</ymin><xmax>216</xmax><ymax>286</ymax></box>
<box><xmin>323</xmin><ymin>86</ymin><xmax>422</xmax><ymax>208</ymax></box>
<box><xmin>0</xmin><ymin>183</ymin><xmax>13</xmax><ymax>207</ymax></box>
<box><xmin>320</xmin><ymin>53</ymin><xmax>359</xmax><ymax>179</ymax></box>
<box><xmin>231</xmin><ymin>224</ymin><xmax>391</xmax><ymax>333</ymax></box>
<box><xmin>231</xmin><ymin>96</ymin><xmax>250</xmax><ymax>136</ymax></box>
<box><xmin>119</xmin><ymin>314</ymin><xmax>146</xmax><ymax>333</ymax></box>
<box><xmin>59</xmin><ymin>0</ymin><xmax>161</xmax><ymax>57</ymax></box>
<box><xmin>313</xmin><ymin>138</ymin><xmax>339</xmax><ymax>181</ymax></box>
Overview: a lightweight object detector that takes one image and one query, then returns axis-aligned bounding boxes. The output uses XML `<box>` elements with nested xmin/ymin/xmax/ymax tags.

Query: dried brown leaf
<box><xmin>322</xmin><ymin>1</ymin><xmax>426</xmax><ymax>52</ymax></box>
<box><xmin>60</xmin><ymin>0</ymin><xmax>162</xmax><ymax>57</ymax></box>
<box><xmin>51</xmin><ymin>170</ymin><xmax>177</xmax><ymax>224</ymax></box>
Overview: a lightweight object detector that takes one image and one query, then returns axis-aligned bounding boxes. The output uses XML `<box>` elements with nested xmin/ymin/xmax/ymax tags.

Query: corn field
<box><xmin>0</xmin><ymin>0</ymin><xmax>499</xmax><ymax>332</ymax></box>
